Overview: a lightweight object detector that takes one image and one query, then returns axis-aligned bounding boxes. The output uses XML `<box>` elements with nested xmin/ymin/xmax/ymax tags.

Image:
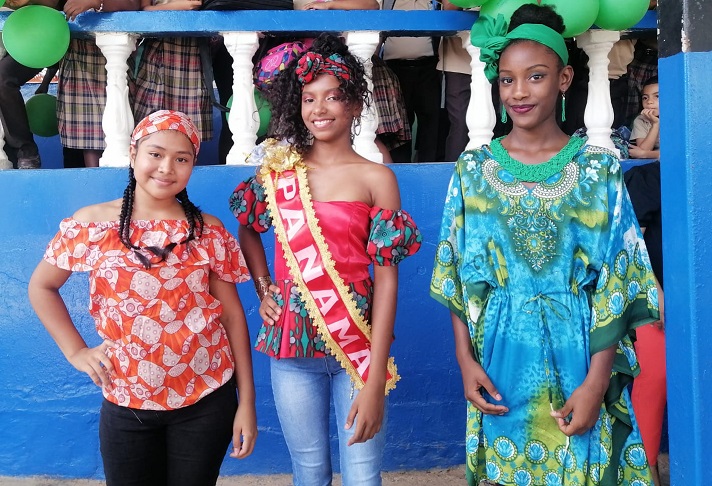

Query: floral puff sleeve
<box><xmin>367</xmin><ymin>208</ymin><xmax>422</xmax><ymax>266</ymax></box>
<box><xmin>43</xmin><ymin>218</ymin><xmax>96</xmax><ymax>272</ymax></box>
<box><xmin>200</xmin><ymin>225</ymin><xmax>251</xmax><ymax>284</ymax></box>
<box><xmin>229</xmin><ymin>176</ymin><xmax>272</xmax><ymax>233</ymax></box>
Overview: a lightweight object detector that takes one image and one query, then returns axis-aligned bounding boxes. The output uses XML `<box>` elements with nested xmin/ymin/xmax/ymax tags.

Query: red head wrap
<box><xmin>131</xmin><ymin>110</ymin><xmax>201</xmax><ymax>156</ymax></box>
<box><xmin>295</xmin><ymin>52</ymin><xmax>351</xmax><ymax>85</ymax></box>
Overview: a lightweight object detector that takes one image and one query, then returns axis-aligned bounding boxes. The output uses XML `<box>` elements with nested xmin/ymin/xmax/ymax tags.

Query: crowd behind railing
<box><xmin>0</xmin><ymin>2</ymin><xmax>657</xmax><ymax>170</ymax></box>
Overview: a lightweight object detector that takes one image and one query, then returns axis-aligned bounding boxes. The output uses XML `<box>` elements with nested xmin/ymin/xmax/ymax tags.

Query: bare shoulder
<box><xmin>356</xmin><ymin>158</ymin><xmax>398</xmax><ymax>185</ymax></box>
<box><xmin>201</xmin><ymin>212</ymin><xmax>225</xmax><ymax>228</ymax></box>
<box><xmin>353</xmin><ymin>159</ymin><xmax>400</xmax><ymax>209</ymax></box>
<box><xmin>72</xmin><ymin>200</ymin><xmax>122</xmax><ymax>223</ymax></box>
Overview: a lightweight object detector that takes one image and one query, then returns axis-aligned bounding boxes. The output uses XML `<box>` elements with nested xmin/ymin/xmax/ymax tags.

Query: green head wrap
<box><xmin>470</xmin><ymin>14</ymin><xmax>569</xmax><ymax>83</ymax></box>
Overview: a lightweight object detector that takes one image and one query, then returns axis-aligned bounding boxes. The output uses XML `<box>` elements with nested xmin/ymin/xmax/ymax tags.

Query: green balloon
<box><xmin>0</xmin><ymin>0</ymin><xmax>5</xmax><ymax>8</ymax></box>
<box><xmin>25</xmin><ymin>93</ymin><xmax>59</xmax><ymax>137</ymax></box>
<box><xmin>2</xmin><ymin>6</ymin><xmax>70</xmax><ymax>69</ymax></box>
<box><xmin>539</xmin><ymin>0</ymin><xmax>598</xmax><ymax>38</ymax></box>
<box><xmin>595</xmin><ymin>0</ymin><xmax>649</xmax><ymax>31</ymax></box>
<box><xmin>446</xmin><ymin>0</ymin><xmax>491</xmax><ymax>9</ymax></box>
<box><xmin>226</xmin><ymin>90</ymin><xmax>272</xmax><ymax>138</ymax></box>
<box><xmin>479</xmin><ymin>0</ymin><xmax>537</xmax><ymax>24</ymax></box>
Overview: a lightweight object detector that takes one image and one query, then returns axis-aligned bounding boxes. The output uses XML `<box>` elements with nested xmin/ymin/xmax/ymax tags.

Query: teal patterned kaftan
<box><xmin>430</xmin><ymin>139</ymin><xmax>659</xmax><ymax>486</ymax></box>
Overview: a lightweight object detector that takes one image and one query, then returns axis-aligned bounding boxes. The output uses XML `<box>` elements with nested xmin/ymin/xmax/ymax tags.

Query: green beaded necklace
<box><xmin>489</xmin><ymin>135</ymin><xmax>586</xmax><ymax>183</ymax></box>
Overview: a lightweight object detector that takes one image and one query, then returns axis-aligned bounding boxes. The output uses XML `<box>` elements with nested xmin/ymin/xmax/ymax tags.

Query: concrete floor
<box><xmin>0</xmin><ymin>454</ymin><xmax>670</xmax><ymax>486</ymax></box>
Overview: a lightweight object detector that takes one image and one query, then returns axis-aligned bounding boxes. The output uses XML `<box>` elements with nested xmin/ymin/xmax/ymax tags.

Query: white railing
<box><xmin>0</xmin><ymin>10</ymin><xmax>653</xmax><ymax>167</ymax></box>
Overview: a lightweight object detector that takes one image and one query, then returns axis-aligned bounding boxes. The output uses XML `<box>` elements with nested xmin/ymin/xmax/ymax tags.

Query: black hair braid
<box><xmin>175</xmin><ymin>188</ymin><xmax>204</xmax><ymax>245</ymax></box>
<box><xmin>117</xmin><ymin>169</ymin><xmax>204</xmax><ymax>269</ymax></box>
<box><xmin>118</xmin><ymin>168</ymin><xmax>142</xmax><ymax>254</ymax></box>
<box><xmin>265</xmin><ymin>33</ymin><xmax>371</xmax><ymax>155</ymax></box>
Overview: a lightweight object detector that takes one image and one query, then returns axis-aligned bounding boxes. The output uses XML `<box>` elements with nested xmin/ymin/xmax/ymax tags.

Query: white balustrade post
<box><xmin>345</xmin><ymin>30</ymin><xmax>382</xmax><ymax>163</ymax></box>
<box><xmin>0</xmin><ymin>39</ymin><xmax>11</xmax><ymax>170</ymax></box>
<box><xmin>577</xmin><ymin>30</ymin><xmax>620</xmax><ymax>155</ymax></box>
<box><xmin>95</xmin><ymin>33</ymin><xmax>137</xmax><ymax>167</ymax></box>
<box><xmin>222</xmin><ymin>31</ymin><xmax>260</xmax><ymax>166</ymax></box>
<box><xmin>461</xmin><ymin>31</ymin><xmax>495</xmax><ymax>149</ymax></box>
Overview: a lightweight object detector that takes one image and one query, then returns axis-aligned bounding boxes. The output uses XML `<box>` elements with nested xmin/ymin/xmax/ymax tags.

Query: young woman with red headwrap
<box><xmin>28</xmin><ymin>110</ymin><xmax>257</xmax><ymax>486</ymax></box>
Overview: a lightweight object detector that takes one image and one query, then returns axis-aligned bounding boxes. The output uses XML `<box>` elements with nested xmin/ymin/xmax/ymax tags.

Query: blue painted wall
<box><xmin>658</xmin><ymin>51</ymin><xmax>712</xmax><ymax>485</ymax></box>
<box><xmin>0</xmin><ymin>163</ymin><xmax>464</xmax><ymax>479</ymax></box>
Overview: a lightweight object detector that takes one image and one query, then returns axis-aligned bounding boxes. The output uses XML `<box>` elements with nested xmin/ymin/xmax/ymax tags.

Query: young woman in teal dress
<box><xmin>430</xmin><ymin>5</ymin><xmax>659</xmax><ymax>486</ymax></box>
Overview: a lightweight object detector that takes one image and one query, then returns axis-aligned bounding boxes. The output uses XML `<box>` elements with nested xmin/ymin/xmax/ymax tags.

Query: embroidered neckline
<box><xmin>489</xmin><ymin>136</ymin><xmax>585</xmax><ymax>183</ymax></box>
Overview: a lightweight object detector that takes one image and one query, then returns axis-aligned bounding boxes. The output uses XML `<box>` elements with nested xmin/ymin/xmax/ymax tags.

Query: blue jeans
<box><xmin>271</xmin><ymin>355</ymin><xmax>388</xmax><ymax>486</ymax></box>
<box><xmin>99</xmin><ymin>378</ymin><xmax>237</xmax><ymax>486</ymax></box>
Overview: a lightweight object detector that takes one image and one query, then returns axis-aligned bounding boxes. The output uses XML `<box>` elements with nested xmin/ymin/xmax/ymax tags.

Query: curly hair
<box><xmin>507</xmin><ymin>4</ymin><xmax>567</xmax><ymax>69</ymax></box>
<box><xmin>265</xmin><ymin>33</ymin><xmax>371</xmax><ymax>155</ymax></box>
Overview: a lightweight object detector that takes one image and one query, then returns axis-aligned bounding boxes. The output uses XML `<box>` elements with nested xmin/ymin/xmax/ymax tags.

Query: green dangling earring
<box><xmin>500</xmin><ymin>104</ymin><xmax>508</xmax><ymax>123</ymax></box>
<box><xmin>561</xmin><ymin>91</ymin><xmax>567</xmax><ymax>122</ymax></box>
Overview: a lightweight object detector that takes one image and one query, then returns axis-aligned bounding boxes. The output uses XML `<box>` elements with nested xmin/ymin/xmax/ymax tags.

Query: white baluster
<box><xmin>0</xmin><ymin>39</ymin><xmax>11</xmax><ymax>170</ymax></box>
<box><xmin>222</xmin><ymin>31</ymin><xmax>260</xmax><ymax>166</ymax></box>
<box><xmin>345</xmin><ymin>30</ymin><xmax>382</xmax><ymax>163</ymax></box>
<box><xmin>461</xmin><ymin>31</ymin><xmax>495</xmax><ymax>150</ymax></box>
<box><xmin>95</xmin><ymin>33</ymin><xmax>137</xmax><ymax>167</ymax></box>
<box><xmin>577</xmin><ymin>30</ymin><xmax>620</xmax><ymax>156</ymax></box>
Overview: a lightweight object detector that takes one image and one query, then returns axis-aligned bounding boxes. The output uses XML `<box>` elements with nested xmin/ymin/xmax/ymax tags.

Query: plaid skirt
<box><xmin>372</xmin><ymin>56</ymin><xmax>411</xmax><ymax>150</ymax></box>
<box><xmin>57</xmin><ymin>39</ymin><xmax>107</xmax><ymax>150</ymax></box>
<box><xmin>130</xmin><ymin>37</ymin><xmax>213</xmax><ymax>141</ymax></box>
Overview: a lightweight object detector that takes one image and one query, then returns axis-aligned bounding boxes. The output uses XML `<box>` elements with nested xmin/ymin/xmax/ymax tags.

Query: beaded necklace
<box><xmin>489</xmin><ymin>135</ymin><xmax>585</xmax><ymax>183</ymax></box>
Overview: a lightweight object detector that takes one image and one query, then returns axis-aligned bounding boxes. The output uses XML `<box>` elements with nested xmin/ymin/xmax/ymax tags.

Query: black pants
<box><xmin>0</xmin><ymin>54</ymin><xmax>41</xmax><ymax>161</ymax></box>
<box><xmin>100</xmin><ymin>378</ymin><xmax>237</xmax><ymax>486</ymax></box>
<box><xmin>443</xmin><ymin>71</ymin><xmax>471</xmax><ymax>162</ymax></box>
<box><xmin>610</xmin><ymin>75</ymin><xmax>630</xmax><ymax>129</ymax></box>
<box><xmin>386</xmin><ymin>56</ymin><xmax>441</xmax><ymax>162</ymax></box>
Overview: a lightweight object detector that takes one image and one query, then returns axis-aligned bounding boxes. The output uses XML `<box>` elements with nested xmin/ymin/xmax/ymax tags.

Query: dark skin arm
<box><xmin>343</xmin><ymin>167</ymin><xmax>401</xmax><ymax>445</ymax></box>
<box><xmin>64</xmin><ymin>0</ymin><xmax>141</xmax><ymax>21</ymax></box>
<box><xmin>550</xmin><ymin>345</ymin><xmax>616</xmax><ymax>436</ymax></box>
<box><xmin>451</xmin><ymin>312</ymin><xmax>508</xmax><ymax>415</ymax></box>
<box><xmin>5</xmin><ymin>0</ymin><xmax>60</xmax><ymax>9</ymax></box>
<box><xmin>141</xmin><ymin>0</ymin><xmax>202</xmax><ymax>10</ymax></box>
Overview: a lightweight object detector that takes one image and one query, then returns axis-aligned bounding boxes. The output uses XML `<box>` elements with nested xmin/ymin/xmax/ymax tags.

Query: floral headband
<box><xmin>295</xmin><ymin>52</ymin><xmax>351</xmax><ymax>85</ymax></box>
<box><xmin>131</xmin><ymin>110</ymin><xmax>201</xmax><ymax>156</ymax></box>
<box><xmin>470</xmin><ymin>14</ymin><xmax>569</xmax><ymax>83</ymax></box>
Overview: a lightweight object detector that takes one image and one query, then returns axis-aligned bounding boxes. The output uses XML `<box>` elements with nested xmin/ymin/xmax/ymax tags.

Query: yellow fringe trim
<box><xmin>262</xmin><ymin>155</ymin><xmax>399</xmax><ymax>395</ymax></box>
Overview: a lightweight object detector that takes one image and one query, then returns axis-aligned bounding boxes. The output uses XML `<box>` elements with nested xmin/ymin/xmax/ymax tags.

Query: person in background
<box><xmin>437</xmin><ymin>0</ymin><xmax>472</xmax><ymax>162</ymax></box>
<box><xmin>625</xmin><ymin>1</ymin><xmax>658</xmax><ymax>123</ymax></box>
<box><xmin>382</xmin><ymin>0</ymin><xmax>440</xmax><ymax>162</ymax></box>
<box><xmin>130</xmin><ymin>0</ymin><xmax>213</xmax><ymax>160</ymax></box>
<box><xmin>629</xmin><ymin>76</ymin><xmax>659</xmax><ymax>160</ymax></box>
<box><xmin>60</xmin><ymin>0</ymin><xmax>141</xmax><ymax>167</ymax></box>
<box><xmin>625</xmin><ymin>161</ymin><xmax>666</xmax><ymax>486</ymax></box>
<box><xmin>0</xmin><ymin>0</ymin><xmax>63</xmax><ymax>169</ymax></box>
<box><xmin>608</xmin><ymin>39</ymin><xmax>636</xmax><ymax>129</ymax></box>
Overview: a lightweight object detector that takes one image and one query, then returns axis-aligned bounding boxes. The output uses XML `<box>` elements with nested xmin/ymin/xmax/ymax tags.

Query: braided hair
<box><xmin>265</xmin><ymin>33</ymin><xmax>371</xmax><ymax>155</ymax></box>
<box><xmin>118</xmin><ymin>168</ymin><xmax>204</xmax><ymax>270</ymax></box>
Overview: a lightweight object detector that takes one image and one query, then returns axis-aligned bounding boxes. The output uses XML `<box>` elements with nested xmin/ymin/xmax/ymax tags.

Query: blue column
<box><xmin>659</xmin><ymin>0</ymin><xmax>712</xmax><ymax>483</ymax></box>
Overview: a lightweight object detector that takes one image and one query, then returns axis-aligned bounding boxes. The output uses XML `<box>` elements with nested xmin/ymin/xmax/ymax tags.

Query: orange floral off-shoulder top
<box><xmin>43</xmin><ymin>218</ymin><xmax>250</xmax><ymax>411</ymax></box>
